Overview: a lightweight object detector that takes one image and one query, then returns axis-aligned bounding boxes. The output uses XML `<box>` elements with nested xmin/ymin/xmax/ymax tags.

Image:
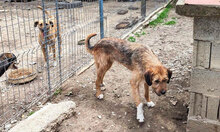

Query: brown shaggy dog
<box><xmin>85</xmin><ymin>33</ymin><xmax>172</xmax><ymax>122</ymax></box>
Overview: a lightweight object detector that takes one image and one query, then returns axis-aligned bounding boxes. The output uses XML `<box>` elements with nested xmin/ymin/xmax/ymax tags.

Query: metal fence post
<box><xmin>99</xmin><ymin>0</ymin><xmax>104</xmax><ymax>39</ymax></box>
<box><xmin>41</xmin><ymin>0</ymin><xmax>52</xmax><ymax>96</ymax></box>
<box><xmin>55</xmin><ymin>0</ymin><xmax>62</xmax><ymax>86</ymax></box>
<box><xmin>141</xmin><ymin>0</ymin><xmax>146</xmax><ymax>19</ymax></box>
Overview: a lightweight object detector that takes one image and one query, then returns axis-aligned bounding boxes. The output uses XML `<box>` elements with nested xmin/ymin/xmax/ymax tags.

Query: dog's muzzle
<box><xmin>161</xmin><ymin>90</ymin><xmax>166</xmax><ymax>95</ymax></box>
<box><xmin>40</xmin><ymin>29</ymin><xmax>44</xmax><ymax>32</ymax></box>
<box><xmin>12</xmin><ymin>60</ymin><xmax>19</xmax><ymax>69</ymax></box>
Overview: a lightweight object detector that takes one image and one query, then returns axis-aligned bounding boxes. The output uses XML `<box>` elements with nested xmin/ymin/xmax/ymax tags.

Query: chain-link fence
<box><xmin>0</xmin><ymin>0</ymin><xmax>168</xmax><ymax>129</ymax></box>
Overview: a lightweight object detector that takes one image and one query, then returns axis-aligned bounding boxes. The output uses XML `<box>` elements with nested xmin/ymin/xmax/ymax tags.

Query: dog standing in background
<box><xmin>85</xmin><ymin>33</ymin><xmax>172</xmax><ymax>122</ymax></box>
<box><xmin>0</xmin><ymin>53</ymin><xmax>18</xmax><ymax>77</ymax></box>
<box><xmin>34</xmin><ymin>6</ymin><xmax>62</xmax><ymax>67</ymax></box>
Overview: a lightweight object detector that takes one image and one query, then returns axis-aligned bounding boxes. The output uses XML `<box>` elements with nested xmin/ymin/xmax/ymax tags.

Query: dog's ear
<box><xmin>167</xmin><ymin>69</ymin><xmax>172</xmax><ymax>83</ymax></box>
<box><xmin>34</xmin><ymin>21</ymin><xmax>39</xmax><ymax>27</ymax></box>
<box><xmin>144</xmin><ymin>70</ymin><xmax>153</xmax><ymax>86</ymax></box>
<box><xmin>49</xmin><ymin>21</ymin><xmax>54</xmax><ymax>27</ymax></box>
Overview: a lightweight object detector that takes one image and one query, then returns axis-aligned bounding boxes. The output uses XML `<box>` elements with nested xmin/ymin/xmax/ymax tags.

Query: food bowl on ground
<box><xmin>7</xmin><ymin>68</ymin><xmax>38</xmax><ymax>85</ymax></box>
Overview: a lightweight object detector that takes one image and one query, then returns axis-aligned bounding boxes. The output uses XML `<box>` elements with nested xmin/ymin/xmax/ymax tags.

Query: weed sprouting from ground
<box><xmin>128</xmin><ymin>36</ymin><xmax>136</xmax><ymax>42</ymax></box>
<box><xmin>149</xmin><ymin>4</ymin><xmax>175</xmax><ymax>27</ymax></box>
<box><xmin>164</xmin><ymin>20</ymin><xmax>176</xmax><ymax>25</ymax></box>
<box><xmin>28</xmin><ymin>111</ymin><xmax>35</xmax><ymax>116</ymax></box>
<box><xmin>128</xmin><ymin>4</ymin><xmax>175</xmax><ymax>43</ymax></box>
<box><xmin>54</xmin><ymin>88</ymin><xmax>62</xmax><ymax>96</ymax></box>
<box><xmin>128</xmin><ymin>30</ymin><xmax>146</xmax><ymax>42</ymax></box>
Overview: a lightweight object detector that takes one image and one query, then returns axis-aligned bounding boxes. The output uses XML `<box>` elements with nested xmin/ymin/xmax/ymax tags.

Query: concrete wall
<box><xmin>187</xmin><ymin>16</ymin><xmax>220</xmax><ymax>132</ymax></box>
<box><xmin>176</xmin><ymin>1</ymin><xmax>220</xmax><ymax>131</ymax></box>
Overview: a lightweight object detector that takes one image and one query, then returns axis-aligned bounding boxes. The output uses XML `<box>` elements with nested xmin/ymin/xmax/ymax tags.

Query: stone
<box><xmin>117</xmin><ymin>9</ymin><xmax>128</xmax><ymax>15</ymax></box>
<box><xmin>10</xmin><ymin>120</ymin><xmax>17</xmax><ymax>124</ymax></box>
<box><xmin>170</xmin><ymin>99</ymin><xmax>178</xmax><ymax>106</ymax></box>
<box><xmin>5</xmin><ymin>124</ymin><xmax>12</xmax><ymax>131</ymax></box>
<box><xmin>128</xmin><ymin>6</ymin><xmax>139</xmax><ymax>10</ymax></box>
<box><xmin>98</xmin><ymin>115</ymin><xmax>102</xmax><ymax>119</ymax></box>
<box><xmin>116</xmin><ymin>17</ymin><xmax>139</xmax><ymax>29</ymax></box>
<box><xmin>9</xmin><ymin>101</ymin><xmax>76</xmax><ymax>132</ymax></box>
<box><xmin>116</xmin><ymin>22</ymin><xmax>130</xmax><ymax>29</ymax></box>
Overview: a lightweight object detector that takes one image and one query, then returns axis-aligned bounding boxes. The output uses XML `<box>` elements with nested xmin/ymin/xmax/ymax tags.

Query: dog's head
<box><xmin>0</xmin><ymin>53</ymin><xmax>18</xmax><ymax>70</ymax></box>
<box><xmin>0</xmin><ymin>53</ymin><xmax>18</xmax><ymax>77</ymax></box>
<box><xmin>34</xmin><ymin>20</ymin><xmax>54</xmax><ymax>34</ymax></box>
<box><xmin>144</xmin><ymin>66</ymin><xmax>172</xmax><ymax>96</ymax></box>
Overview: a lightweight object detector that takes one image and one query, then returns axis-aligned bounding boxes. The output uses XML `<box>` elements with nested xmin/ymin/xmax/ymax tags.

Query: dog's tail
<box><xmin>37</xmin><ymin>6</ymin><xmax>53</xmax><ymax>18</ymax></box>
<box><xmin>85</xmin><ymin>33</ymin><xmax>97</xmax><ymax>54</ymax></box>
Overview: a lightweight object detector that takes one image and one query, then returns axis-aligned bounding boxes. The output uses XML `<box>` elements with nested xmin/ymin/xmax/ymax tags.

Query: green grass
<box><xmin>164</xmin><ymin>20</ymin><xmax>176</xmax><ymax>25</ymax></box>
<box><xmin>141</xmin><ymin>31</ymin><xmax>146</xmax><ymax>35</ymax></box>
<box><xmin>128</xmin><ymin>30</ymin><xmax>146</xmax><ymax>42</ymax></box>
<box><xmin>149</xmin><ymin>4</ymin><xmax>173</xmax><ymax>27</ymax></box>
<box><xmin>28</xmin><ymin>111</ymin><xmax>35</xmax><ymax>116</ymax></box>
<box><xmin>134</xmin><ymin>32</ymin><xmax>141</xmax><ymax>37</ymax></box>
<box><xmin>54</xmin><ymin>88</ymin><xmax>62</xmax><ymax>96</ymax></box>
<box><xmin>128</xmin><ymin>36</ymin><xmax>136</xmax><ymax>42</ymax></box>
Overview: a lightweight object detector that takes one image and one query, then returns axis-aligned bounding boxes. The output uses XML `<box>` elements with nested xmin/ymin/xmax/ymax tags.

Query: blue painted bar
<box><xmin>99</xmin><ymin>0</ymin><xmax>104</xmax><ymax>39</ymax></box>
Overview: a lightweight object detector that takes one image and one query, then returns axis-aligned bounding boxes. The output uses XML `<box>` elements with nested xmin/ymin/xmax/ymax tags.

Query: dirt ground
<box><xmin>51</xmin><ymin>9</ymin><xmax>193</xmax><ymax>132</ymax></box>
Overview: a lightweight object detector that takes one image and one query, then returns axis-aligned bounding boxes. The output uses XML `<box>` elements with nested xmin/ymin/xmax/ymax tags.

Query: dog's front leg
<box><xmin>41</xmin><ymin>46</ymin><xmax>47</xmax><ymax>62</ymax></box>
<box><xmin>130</xmin><ymin>74</ymin><xmax>144</xmax><ymax>122</ymax></box>
<box><xmin>51</xmin><ymin>44</ymin><xmax>57</xmax><ymax>67</ymax></box>
<box><xmin>144</xmin><ymin>83</ymin><xmax>155</xmax><ymax>108</ymax></box>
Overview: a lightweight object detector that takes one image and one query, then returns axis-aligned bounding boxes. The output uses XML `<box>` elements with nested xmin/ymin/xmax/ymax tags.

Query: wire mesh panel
<box><xmin>0</xmin><ymin>0</ymin><xmax>50</xmax><ymax>127</ymax></box>
<box><xmin>0</xmin><ymin>0</ymin><xmax>101</xmax><ymax>127</ymax></box>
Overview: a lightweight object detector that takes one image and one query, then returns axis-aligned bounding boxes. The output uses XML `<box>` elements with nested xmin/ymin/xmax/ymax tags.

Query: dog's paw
<box><xmin>101</xmin><ymin>87</ymin><xmax>106</xmax><ymax>91</ymax></box>
<box><xmin>100</xmin><ymin>83</ymin><xmax>105</xmax><ymax>87</ymax></box>
<box><xmin>53</xmin><ymin>61</ymin><xmax>57</xmax><ymax>67</ymax></box>
<box><xmin>146</xmin><ymin>101</ymin><xmax>155</xmax><ymax>108</ymax></box>
<box><xmin>44</xmin><ymin>63</ymin><xmax>47</xmax><ymax>68</ymax></box>
<box><xmin>97</xmin><ymin>94</ymin><xmax>104</xmax><ymax>100</ymax></box>
<box><xmin>137</xmin><ymin>103</ymin><xmax>144</xmax><ymax>123</ymax></box>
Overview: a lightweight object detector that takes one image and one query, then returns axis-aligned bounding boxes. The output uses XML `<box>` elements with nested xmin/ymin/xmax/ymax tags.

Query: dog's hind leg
<box><xmin>95</xmin><ymin>55</ymin><xmax>113</xmax><ymax>99</ymax></box>
<box><xmin>144</xmin><ymin>83</ymin><xmax>155</xmax><ymax>108</ymax></box>
<box><xmin>100</xmin><ymin>59</ymin><xmax>113</xmax><ymax>89</ymax></box>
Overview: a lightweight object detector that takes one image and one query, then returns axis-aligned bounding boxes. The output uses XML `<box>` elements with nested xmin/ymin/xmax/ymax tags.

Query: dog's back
<box><xmin>85</xmin><ymin>34</ymin><xmax>161</xmax><ymax>71</ymax></box>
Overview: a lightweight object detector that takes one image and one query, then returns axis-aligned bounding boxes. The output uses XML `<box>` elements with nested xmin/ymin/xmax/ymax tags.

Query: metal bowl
<box><xmin>7</xmin><ymin>68</ymin><xmax>37</xmax><ymax>85</ymax></box>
